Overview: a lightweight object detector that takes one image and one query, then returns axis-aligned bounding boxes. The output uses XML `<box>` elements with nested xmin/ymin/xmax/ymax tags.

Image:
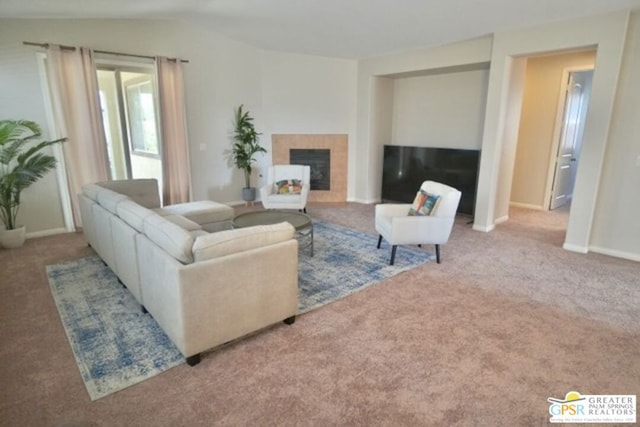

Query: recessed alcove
<box><xmin>368</xmin><ymin>61</ymin><xmax>490</xmax><ymax>206</ymax></box>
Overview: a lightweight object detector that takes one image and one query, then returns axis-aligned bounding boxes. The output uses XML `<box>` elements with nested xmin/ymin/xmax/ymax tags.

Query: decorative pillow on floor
<box><xmin>408</xmin><ymin>190</ymin><xmax>440</xmax><ymax>216</ymax></box>
<box><xmin>275</xmin><ymin>179</ymin><xmax>303</xmax><ymax>194</ymax></box>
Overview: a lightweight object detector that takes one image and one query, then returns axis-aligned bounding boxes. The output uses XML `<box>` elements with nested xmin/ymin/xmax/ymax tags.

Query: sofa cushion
<box><xmin>143</xmin><ymin>214</ymin><xmax>195</xmax><ymax>264</ymax></box>
<box><xmin>152</xmin><ymin>207</ymin><xmax>172</xmax><ymax>217</ymax></box>
<box><xmin>97</xmin><ymin>188</ymin><xmax>129</xmax><ymax>214</ymax></box>
<box><xmin>189</xmin><ymin>230</ymin><xmax>209</xmax><ymax>239</ymax></box>
<box><xmin>82</xmin><ymin>183</ymin><xmax>104</xmax><ymax>202</ymax></box>
<box><xmin>263</xmin><ymin>194</ymin><xmax>303</xmax><ymax>203</ymax></box>
<box><xmin>163</xmin><ymin>214</ymin><xmax>202</xmax><ymax>231</ymax></box>
<box><xmin>161</xmin><ymin>200</ymin><xmax>234</xmax><ymax>225</ymax></box>
<box><xmin>192</xmin><ymin>222</ymin><xmax>294</xmax><ymax>262</ymax></box>
<box><xmin>97</xmin><ymin>179</ymin><xmax>161</xmax><ymax>209</ymax></box>
<box><xmin>117</xmin><ymin>199</ymin><xmax>156</xmax><ymax>232</ymax></box>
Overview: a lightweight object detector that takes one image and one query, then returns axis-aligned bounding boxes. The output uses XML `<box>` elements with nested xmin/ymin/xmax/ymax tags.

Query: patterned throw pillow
<box><xmin>408</xmin><ymin>190</ymin><xmax>440</xmax><ymax>216</ymax></box>
<box><xmin>275</xmin><ymin>179</ymin><xmax>303</xmax><ymax>194</ymax></box>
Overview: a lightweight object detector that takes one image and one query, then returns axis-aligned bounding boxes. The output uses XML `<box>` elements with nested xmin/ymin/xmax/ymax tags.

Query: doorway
<box><xmin>548</xmin><ymin>69</ymin><xmax>593</xmax><ymax>210</ymax></box>
<box><xmin>96</xmin><ymin>65</ymin><xmax>163</xmax><ymax>194</ymax></box>
<box><xmin>510</xmin><ymin>50</ymin><xmax>596</xmax><ymax>217</ymax></box>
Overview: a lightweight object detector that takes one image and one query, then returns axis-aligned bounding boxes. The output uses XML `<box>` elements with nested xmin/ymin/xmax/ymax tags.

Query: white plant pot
<box><xmin>0</xmin><ymin>225</ymin><xmax>26</xmax><ymax>249</ymax></box>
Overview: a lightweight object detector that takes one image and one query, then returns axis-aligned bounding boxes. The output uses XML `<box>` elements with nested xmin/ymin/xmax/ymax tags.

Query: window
<box><xmin>124</xmin><ymin>78</ymin><xmax>159</xmax><ymax>155</ymax></box>
<box><xmin>96</xmin><ymin>64</ymin><xmax>163</xmax><ymax>192</ymax></box>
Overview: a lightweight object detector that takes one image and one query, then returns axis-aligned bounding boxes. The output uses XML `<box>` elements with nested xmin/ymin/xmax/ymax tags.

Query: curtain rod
<box><xmin>23</xmin><ymin>41</ymin><xmax>189</xmax><ymax>63</ymax></box>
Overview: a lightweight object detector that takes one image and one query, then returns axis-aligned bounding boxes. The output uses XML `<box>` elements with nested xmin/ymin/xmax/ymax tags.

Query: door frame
<box><xmin>543</xmin><ymin>65</ymin><xmax>594</xmax><ymax>211</ymax></box>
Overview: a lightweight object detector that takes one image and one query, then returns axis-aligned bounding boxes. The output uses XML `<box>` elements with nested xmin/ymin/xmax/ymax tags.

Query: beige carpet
<box><xmin>1</xmin><ymin>203</ymin><xmax>638</xmax><ymax>426</ymax></box>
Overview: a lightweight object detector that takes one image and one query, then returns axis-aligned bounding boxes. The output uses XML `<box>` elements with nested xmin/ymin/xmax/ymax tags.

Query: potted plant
<box><xmin>0</xmin><ymin>120</ymin><xmax>65</xmax><ymax>248</ymax></box>
<box><xmin>231</xmin><ymin>105</ymin><xmax>266</xmax><ymax>202</ymax></box>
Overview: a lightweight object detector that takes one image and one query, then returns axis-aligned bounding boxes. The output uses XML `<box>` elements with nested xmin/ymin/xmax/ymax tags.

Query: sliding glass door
<box><xmin>97</xmin><ymin>65</ymin><xmax>163</xmax><ymax>195</ymax></box>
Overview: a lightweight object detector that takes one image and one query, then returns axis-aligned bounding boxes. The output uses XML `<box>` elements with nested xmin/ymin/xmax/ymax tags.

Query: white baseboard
<box><xmin>563</xmin><ymin>242</ymin><xmax>588</xmax><ymax>253</ymax></box>
<box><xmin>589</xmin><ymin>246</ymin><xmax>640</xmax><ymax>262</ymax></box>
<box><xmin>26</xmin><ymin>227</ymin><xmax>68</xmax><ymax>239</ymax></box>
<box><xmin>473</xmin><ymin>223</ymin><xmax>495</xmax><ymax>232</ymax></box>
<box><xmin>349</xmin><ymin>197</ymin><xmax>380</xmax><ymax>204</ymax></box>
<box><xmin>494</xmin><ymin>215</ymin><xmax>509</xmax><ymax>224</ymax></box>
<box><xmin>509</xmin><ymin>202</ymin><xmax>545</xmax><ymax>210</ymax></box>
<box><xmin>227</xmin><ymin>200</ymin><xmax>252</xmax><ymax>207</ymax></box>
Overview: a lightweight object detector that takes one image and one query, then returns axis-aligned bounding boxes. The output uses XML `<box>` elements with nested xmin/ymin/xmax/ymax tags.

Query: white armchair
<box><xmin>375</xmin><ymin>180</ymin><xmax>461</xmax><ymax>265</ymax></box>
<box><xmin>260</xmin><ymin>165</ymin><xmax>311</xmax><ymax>212</ymax></box>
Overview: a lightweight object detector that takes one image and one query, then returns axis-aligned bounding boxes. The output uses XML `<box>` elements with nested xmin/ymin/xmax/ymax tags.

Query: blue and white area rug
<box><xmin>46</xmin><ymin>257</ymin><xmax>183</xmax><ymax>401</ymax></box>
<box><xmin>298</xmin><ymin>221</ymin><xmax>434</xmax><ymax>313</ymax></box>
<box><xmin>46</xmin><ymin>221</ymin><xmax>432</xmax><ymax>400</ymax></box>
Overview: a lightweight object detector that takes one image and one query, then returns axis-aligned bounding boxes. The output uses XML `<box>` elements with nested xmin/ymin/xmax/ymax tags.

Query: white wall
<box><xmin>0</xmin><ymin>35</ymin><xmax>66</xmax><ymax>235</ymax></box>
<box><xmin>170</xmin><ymin>21</ymin><xmax>264</xmax><ymax>204</ymax></box>
<box><xmin>0</xmin><ymin>18</ymin><xmax>357</xmax><ymax>234</ymax></box>
<box><xmin>590</xmin><ymin>10</ymin><xmax>640</xmax><ymax>261</ymax></box>
<box><xmin>391</xmin><ymin>68</ymin><xmax>489</xmax><ymax>149</ymax></box>
<box><xmin>511</xmin><ymin>50</ymin><xmax>596</xmax><ymax>209</ymax></box>
<box><xmin>368</xmin><ymin>76</ymin><xmax>395</xmax><ymax>202</ymax></box>
<box><xmin>259</xmin><ymin>50</ymin><xmax>357</xmax><ymax>194</ymax></box>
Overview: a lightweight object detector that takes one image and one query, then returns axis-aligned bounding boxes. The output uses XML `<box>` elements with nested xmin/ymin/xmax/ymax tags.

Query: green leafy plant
<box><xmin>0</xmin><ymin>120</ymin><xmax>65</xmax><ymax>230</ymax></box>
<box><xmin>231</xmin><ymin>105</ymin><xmax>266</xmax><ymax>189</ymax></box>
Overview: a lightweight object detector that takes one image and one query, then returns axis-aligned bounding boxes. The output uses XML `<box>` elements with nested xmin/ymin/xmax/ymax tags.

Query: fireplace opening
<box><xmin>290</xmin><ymin>149</ymin><xmax>330</xmax><ymax>190</ymax></box>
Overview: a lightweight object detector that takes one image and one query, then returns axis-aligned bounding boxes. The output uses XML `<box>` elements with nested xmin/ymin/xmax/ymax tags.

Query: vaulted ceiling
<box><xmin>2</xmin><ymin>0</ymin><xmax>640</xmax><ymax>58</ymax></box>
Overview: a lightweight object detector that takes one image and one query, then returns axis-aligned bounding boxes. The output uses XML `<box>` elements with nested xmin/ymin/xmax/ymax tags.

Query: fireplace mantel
<box><xmin>272</xmin><ymin>134</ymin><xmax>348</xmax><ymax>203</ymax></box>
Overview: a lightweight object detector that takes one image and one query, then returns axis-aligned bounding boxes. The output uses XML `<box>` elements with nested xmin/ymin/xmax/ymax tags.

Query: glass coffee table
<box><xmin>232</xmin><ymin>210</ymin><xmax>313</xmax><ymax>256</ymax></box>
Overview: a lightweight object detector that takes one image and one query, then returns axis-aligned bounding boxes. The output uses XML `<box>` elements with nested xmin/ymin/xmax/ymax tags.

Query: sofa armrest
<box><xmin>179</xmin><ymin>239</ymin><xmax>299</xmax><ymax>356</ymax></box>
<box><xmin>192</xmin><ymin>222</ymin><xmax>294</xmax><ymax>261</ymax></box>
<box><xmin>136</xmin><ymin>233</ymin><xmax>299</xmax><ymax>358</ymax></box>
<box><xmin>97</xmin><ymin>179</ymin><xmax>161</xmax><ymax>209</ymax></box>
<box><xmin>375</xmin><ymin>203</ymin><xmax>412</xmax><ymax>217</ymax></box>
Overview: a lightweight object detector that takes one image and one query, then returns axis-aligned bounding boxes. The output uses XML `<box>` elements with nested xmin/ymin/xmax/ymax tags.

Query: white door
<box><xmin>549</xmin><ymin>70</ymin><xmax>591</xmax><ymax>210</ymax></box>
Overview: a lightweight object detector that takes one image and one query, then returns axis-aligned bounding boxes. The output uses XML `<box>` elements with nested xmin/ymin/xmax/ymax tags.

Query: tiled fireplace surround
<box><xmin>272</xmin><ymin>134</ymin><xmax>348</xmax><ymax>203</ymax></box>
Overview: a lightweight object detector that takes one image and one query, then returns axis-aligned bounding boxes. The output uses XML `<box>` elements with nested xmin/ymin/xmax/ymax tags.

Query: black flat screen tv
<box><xmin>381</xmin><ymin>145</ymin><xmax>480</xmax><ymax>216</ymax></box>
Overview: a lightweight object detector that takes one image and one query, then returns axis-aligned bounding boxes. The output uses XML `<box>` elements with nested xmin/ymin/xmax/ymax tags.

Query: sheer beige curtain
<box><xmin>46</xmin><ymin>45</ymin><xmax>110</xmax><ymax>227</ymax></box>
<box><xmin>156</xmin><ymin>56</ymin><xmax>191</xmax><ymax>205</ymax></box>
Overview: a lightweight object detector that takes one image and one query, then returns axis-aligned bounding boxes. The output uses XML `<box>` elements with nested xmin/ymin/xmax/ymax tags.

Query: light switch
<box><xmin>199</xmin><ymin>144</ymin><xmax>206</xmax><ymax>151</ymax></box>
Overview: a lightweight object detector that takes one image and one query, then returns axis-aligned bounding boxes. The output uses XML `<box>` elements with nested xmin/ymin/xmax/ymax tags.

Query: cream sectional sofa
<box><xmin>78</xmin><ymin>179</ymin><xmax>299</xmax><ymax>366</ymax></box>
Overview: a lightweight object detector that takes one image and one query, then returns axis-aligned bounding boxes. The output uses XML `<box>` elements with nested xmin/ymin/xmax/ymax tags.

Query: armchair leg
<box><xmin>390</xmin><ymin>245</ymin><xmax>397</xmax><ymax>265</ymax></box>
<box><xmin>435</xmin><ymin>244</ymin><xmax>441</xmax><ymax>264</ymax></box>
<box><xmin>377</xmin><ymin>235</ymin><xmax>383</xmax><ymax>249</ymax></box>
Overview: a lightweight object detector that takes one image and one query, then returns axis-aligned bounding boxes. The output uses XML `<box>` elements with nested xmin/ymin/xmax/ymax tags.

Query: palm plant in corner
<box><xmin>232</xmin><ymin>105</ymin><xmax>266</xmax><ymax>202</ymax></box>
<box><xmin>0</xmin><ymin>120</ymin><xmax>65</xmax><ymax>248</ymax></box>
